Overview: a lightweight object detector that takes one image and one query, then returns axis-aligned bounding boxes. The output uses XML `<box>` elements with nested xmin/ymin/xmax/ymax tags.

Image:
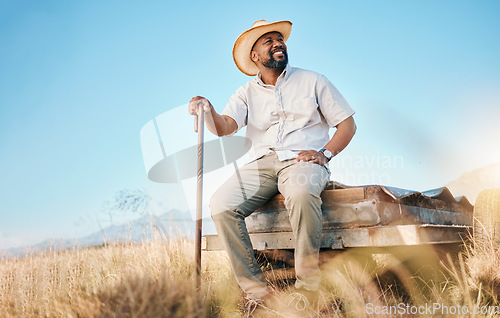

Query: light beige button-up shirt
<box><xmin>222</xmin><ymin>64</ymin><xmax>355</xmax><ymax>162</ymax></box>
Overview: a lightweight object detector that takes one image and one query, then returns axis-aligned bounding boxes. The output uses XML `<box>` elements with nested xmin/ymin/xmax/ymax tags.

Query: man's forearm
<box><xmin>205</xmin><ymin>107</ymin><xmax>237</xmax><ymax>137</ymax></box>
<box><xmin>323</xmin><ymin>116</ymin><xmax>356</xmax><ymax>157</ymax></box>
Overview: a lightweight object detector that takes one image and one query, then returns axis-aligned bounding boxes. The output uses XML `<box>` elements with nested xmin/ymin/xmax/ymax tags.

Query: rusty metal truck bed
<box><xmin>202</xmin><ymin>182</ymin><xmax>473</xmax><ymax>251</ymax></box>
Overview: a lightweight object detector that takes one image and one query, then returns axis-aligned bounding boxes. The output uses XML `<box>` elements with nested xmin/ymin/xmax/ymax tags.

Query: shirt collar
<box><xmin>283</xmin><ymin>63</ymin><xmax>292</xmax><ymax>80</ymax></box>
<box><xmin>255</xmin><ymin>63</ymin><xmax>292</xmax><ymax>86</ymax></box>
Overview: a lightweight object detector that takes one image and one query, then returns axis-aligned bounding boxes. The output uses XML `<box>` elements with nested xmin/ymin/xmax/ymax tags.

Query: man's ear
<box><xmin>250</xmin><ymin>50</ymin><xmax>258</xmax><ymax>63</ymax></box>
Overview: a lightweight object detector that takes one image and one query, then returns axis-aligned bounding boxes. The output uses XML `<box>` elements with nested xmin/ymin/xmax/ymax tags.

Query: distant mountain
<box><xmin>75</xmin><ymin>210</ymin><xmax>195</xmax><ymax>247</ymax></box>
<box><xmin>3</xmin><ymin>209</ymin><xmax>216</xmax><ymax>258</ymax></box>
<box><xmin>447</xmin><ymin>162</ymin><xmax>500</xmax><ymax>204</ymax></box>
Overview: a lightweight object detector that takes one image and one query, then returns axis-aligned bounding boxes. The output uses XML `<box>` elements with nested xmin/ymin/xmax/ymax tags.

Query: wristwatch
<box><xmin>319</xmin><ymin>148</ymin><xmax>333</xmax><ymax>162</ymax></box>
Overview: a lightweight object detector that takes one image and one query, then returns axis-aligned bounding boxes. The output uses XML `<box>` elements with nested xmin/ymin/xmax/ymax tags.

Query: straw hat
<box><xmin>233</xmin><ymin>20</ymin><xmax>292</xmax><ymax>76</ymax></box>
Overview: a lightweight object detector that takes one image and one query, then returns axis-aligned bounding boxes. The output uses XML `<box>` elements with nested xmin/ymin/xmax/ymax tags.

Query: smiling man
<box><xmin>189</xmin><ymin>20</ymin><xmax>356</xmax><ymax>309</ymax></box>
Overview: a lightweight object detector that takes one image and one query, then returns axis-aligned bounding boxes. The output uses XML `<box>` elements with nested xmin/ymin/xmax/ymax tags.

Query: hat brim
<box><xmin>233</xmin><ymin>21</ymin><xmax>292</xmax><ymax>76</ymax></box>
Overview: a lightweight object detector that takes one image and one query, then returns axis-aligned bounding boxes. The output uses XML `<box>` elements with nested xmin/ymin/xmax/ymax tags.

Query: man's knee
<box><xmin>209</xmin><ymin>189</ymin><xmax>244</xmax><ymax>221</ymax></box>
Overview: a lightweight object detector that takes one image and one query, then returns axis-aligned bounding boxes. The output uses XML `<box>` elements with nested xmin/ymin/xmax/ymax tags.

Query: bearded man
<box><xmin>189</xmin><ymin>20</ymin><xmax>356</xmax><ymax>306</ymax></box>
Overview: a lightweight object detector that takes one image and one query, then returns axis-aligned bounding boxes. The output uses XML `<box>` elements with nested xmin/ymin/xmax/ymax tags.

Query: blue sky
<box><xmin>1</xmin><ymin>0</ymin><xmax>499</xmax><ymax>249</ymax></box>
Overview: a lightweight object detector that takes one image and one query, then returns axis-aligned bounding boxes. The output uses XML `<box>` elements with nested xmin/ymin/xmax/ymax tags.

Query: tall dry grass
<box><xmin>1</xmin><ymin>236</ymin><xmax>499</xmax><ymax>317</ymax></box>
<box><xmin>0</xmin><ymin>239</ymin><xmax>241</xmax><ymax>317</ymax></box>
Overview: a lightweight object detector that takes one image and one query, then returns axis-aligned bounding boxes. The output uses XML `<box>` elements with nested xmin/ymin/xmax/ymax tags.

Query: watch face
<box><xmin>322</xmin><ymin>149</ymin><xmax>333</xmax><ymax>159</ymax></box>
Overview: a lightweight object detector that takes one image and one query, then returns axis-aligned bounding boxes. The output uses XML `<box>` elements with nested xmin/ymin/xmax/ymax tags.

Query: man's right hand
<box><xmin>188</xmin><ymin>96</ymin><xmax>237</xmax><ymax>137</ymax></box>
<box><xmin>189</xmin><ymin>96</ymin><xmax>213</xmax><ymax>116</ymax></box>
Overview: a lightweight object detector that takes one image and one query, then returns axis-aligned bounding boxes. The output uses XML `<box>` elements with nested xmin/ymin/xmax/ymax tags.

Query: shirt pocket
<box><xmin>249</xmin><ymin>101</ymin><xmax>280</xmax><ymax>131</ymax></box>
<box><xmin>289</xmin><ymin>97</ymin><xmax>320</xmax><ymax>129</ymax></box>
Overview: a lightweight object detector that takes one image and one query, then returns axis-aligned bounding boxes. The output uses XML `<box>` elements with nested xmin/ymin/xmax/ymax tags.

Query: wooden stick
<box><xmin>195</xmin><ymin>105</ymin><xmax>204</xmax><ymax>289</ymax></box>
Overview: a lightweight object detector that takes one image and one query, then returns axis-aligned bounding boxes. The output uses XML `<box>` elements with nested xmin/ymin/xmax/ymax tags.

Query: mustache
<box><xmin>271</xmin><ymin>47</ymin><xmax>286</xmax><ymax>54</ymax></box>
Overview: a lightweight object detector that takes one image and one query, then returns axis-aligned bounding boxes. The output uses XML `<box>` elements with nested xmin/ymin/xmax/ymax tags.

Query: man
<box><xmin>189</xmin><ymin>20</ymin><xmax>356</xmax><ymax>304</ymax></box>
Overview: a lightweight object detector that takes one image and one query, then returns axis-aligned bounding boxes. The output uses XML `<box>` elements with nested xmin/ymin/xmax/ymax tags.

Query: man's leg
<box><xmin>277</xmin><ymin>161</ymin><xmax>329</xmax><ymax>291</ymax></box>
<box><xmin>210</xmin><ymin>154</ymin><xmax>278</xmax><ymax>299</ymax></box>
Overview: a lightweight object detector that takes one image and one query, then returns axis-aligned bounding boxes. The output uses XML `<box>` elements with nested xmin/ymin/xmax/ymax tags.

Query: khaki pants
<box><xmin>210</xmin><ymin>152</ymin><xmax>330</xmax><ymax>299</ymax></box>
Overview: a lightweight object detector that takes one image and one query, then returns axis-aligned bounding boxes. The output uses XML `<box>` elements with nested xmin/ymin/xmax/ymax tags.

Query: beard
<box><xmin>262</xmin><ymin>49</ymin><xmax>288</xmax><ymax>70</ymax></box>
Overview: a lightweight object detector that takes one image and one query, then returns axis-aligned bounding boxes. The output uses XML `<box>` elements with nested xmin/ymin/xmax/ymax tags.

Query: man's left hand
<box><xmin>296</xmin><ymin>150</ymin><xmax>328</xmax><ymax>166</ymax></box>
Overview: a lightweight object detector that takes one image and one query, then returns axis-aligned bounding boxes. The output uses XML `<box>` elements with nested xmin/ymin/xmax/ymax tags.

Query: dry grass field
<box><xmin>1</xmin><ymin>235</ymin><xmax>499</xmax><ymax>317</ymax></box>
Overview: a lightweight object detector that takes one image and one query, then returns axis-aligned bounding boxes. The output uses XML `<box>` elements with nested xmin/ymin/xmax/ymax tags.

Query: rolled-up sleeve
<box><xmin>221</xmin><ymin>86</ymin><xmax>248</xmax><ymax>132</ymax></box>
<box><xmin>316</xmin><ymin>75</ymin><xmax>355</xmax><ymax>127</ymax></box>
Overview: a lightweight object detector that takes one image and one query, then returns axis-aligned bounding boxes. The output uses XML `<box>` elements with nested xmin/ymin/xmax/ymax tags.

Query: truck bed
<box><xmin>203</xmin><ymin>182</ymin><xmax>473</xmax><ymax>251</ymax></box>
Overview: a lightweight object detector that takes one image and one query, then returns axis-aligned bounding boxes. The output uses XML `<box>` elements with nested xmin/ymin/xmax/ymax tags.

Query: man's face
<box><xmin>251</xmin><ymin>32</ymin><xmax>288</xmax><ymax>70</ymax></box>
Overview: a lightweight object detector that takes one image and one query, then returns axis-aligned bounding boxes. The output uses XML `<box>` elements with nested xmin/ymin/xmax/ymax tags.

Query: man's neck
<box><xmin>259</xmin><ymin>66</ymin><xmax>286</xmax><ymax>86</ymax></box>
